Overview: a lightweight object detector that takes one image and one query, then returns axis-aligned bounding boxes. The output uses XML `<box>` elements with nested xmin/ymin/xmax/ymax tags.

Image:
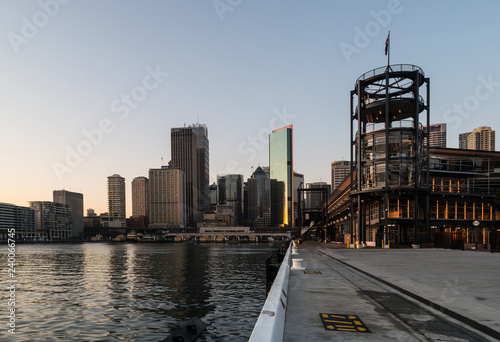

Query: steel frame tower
<box><xmin>350</xmin><ymin>64</ymin><xmax>430</xmax><ymax>247</ymax></box>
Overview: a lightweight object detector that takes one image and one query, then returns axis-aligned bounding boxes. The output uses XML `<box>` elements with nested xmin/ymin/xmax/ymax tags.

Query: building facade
<box><xmin>209</xmin><ymin>182</ymin><xmax>217</xmax><ymax>211</ymax></box>
<box><xmin>171</xmin><ymin>126</ymin><xmax>197</xmax><ymax>226</ymax></box>
<box><xmin>29</xmin><ymin>201</ymin><xmax>72</xmax><ymax>240</ymax></box>
<box><xmin>132</xmin><ymin>176</ymin><xmax>149</xmax><ymax>218</ymax></box>
<box><xmin>217</xmin><ymin>174</ymin><xmax>244</xmax><ymax>224</ymax></box>
<box><xmin>423</xmin><ymin>123</ymin><xmax>447</xmax><ymax>148</ymax></box>
<box><xmin>107</xmin><ymin>174</ymin><xmax>126</xmax><ymax>227</ymax></box>
<box><xmin>459</xmin><ymin>126</ymin><xmax>495</xmax><ymax>151</ymax></box>
<box><xmin>269</xmin><ymin>125</ymin><xmax>294</xmax><ymax>227</ymax></box>
<box><xmin>0</xmin><ymin>203</ymin><xmax>36</xmax><ymax>240</ymax></box>
<box><xmin>148</xmin><ymin>166</ymin><xmax>186</xmax><ymax>228</ymax></box>
<box><xmin>331</xmin><ymin>161</ymin><xmax>351</xmax><ymax>192</ymax></box>
<box><xmin>191</xmin><ymin>123</ymin><xmax>210</xmax><ymax>220</ymax></box>
<box><xmin>53</xmin><ymin>190</ymin><xmax>84</xmax><ymax>237</ymax></box>
<box><xmin>246</xmin><ymin>166</ymin><xmax>270</xmax><ymax>225</ymax></box>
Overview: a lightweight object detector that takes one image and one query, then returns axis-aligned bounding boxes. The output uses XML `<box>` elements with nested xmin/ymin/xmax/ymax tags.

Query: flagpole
<box><xmin>387</xmin><ymin>31</ymin><xmax>390</xmax><ymax>69</ymax></box>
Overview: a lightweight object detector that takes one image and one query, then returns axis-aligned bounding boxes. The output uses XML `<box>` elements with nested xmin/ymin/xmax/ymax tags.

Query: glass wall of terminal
<box><xmin>360</xmin><ymin>129</ymin><xmax>421</xmax><ymax>190</ymax></box>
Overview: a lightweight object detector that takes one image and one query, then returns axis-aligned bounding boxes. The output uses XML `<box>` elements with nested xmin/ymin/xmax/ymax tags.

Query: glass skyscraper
<box><xmin>269</xmin><ymin>125</ymin><xmax>294</xmax><ymax>227</ymax></box>
<box><xmin>217</xmin><ymin>174</ymin><xmax>244</xmax><ymax>224</ymax></box>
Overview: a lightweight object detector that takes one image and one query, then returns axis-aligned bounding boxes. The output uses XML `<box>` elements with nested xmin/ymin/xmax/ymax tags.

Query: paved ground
<box><xmin>283</xmin><ymin>242</ymin><xmax>500</xmax><ymax>341</ymax></box>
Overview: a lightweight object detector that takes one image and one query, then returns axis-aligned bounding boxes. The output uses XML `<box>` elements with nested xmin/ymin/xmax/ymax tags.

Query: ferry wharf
<box><xmin>250</xmin><ymin>241</ymin><xmax>500</xmax><ymax>342</ymax></box>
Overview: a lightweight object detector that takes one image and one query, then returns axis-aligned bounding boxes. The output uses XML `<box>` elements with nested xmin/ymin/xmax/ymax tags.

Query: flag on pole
<box><xmin>385</xmin><ymin>32</ymin><xmax>390</xmax><ymax>55</ymax></box>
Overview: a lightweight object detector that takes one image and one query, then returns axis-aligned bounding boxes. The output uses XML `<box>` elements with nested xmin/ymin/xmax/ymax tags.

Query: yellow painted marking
<box><xmin>329</xmin><ymin>315</ymin><xmax>347</xmax><ymax>319</ymax></box>
<box><xmin>354</xmin><ymin>320</ymin><xmax>362</xmax><ymax>326</ymax></box>
<box><xmin>336</xmin><ymin>325</ymin><xmax>357</xmax><ymax>328</ymax></box>
<box><xmin>337</xmin><ymin>328</ymin><xmax>357</xmax><ymax>332</ymax></box>
<box><xmin>324</xmin><ymin>320</ymin><xmax>353</xmax><ymax>324</ymax></box>
<box><xmin>357</xmin><ymin>327</ymin><xmax>367</xmax><ymax>331</ymax></box>
<box><xmin>322</xmin><ymin>314</ymin><xmax>329</xmax><ymax>318</ymax></box>
<box><xmin>348</xmin><ymin>316</ymin><xmax>357</xmax><ymax>319</ymax></box>
<box><xmin>326</xmin><ymin>325</ymin><xmax>335</xmax><ymax>330</ymax></box>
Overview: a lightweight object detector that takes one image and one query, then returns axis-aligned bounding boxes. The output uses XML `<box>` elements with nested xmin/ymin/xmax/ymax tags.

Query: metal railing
<box><xmin>355</xmin><ymin>64</ymin><xmax>424</xmax><ymax>87</ymax></box>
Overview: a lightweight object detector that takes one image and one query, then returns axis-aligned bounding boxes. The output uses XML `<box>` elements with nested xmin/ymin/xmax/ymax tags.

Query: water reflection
<box><xmin>0</xmin><ymin>243</ymin><xmax>275</xmax><ymax>341</ymax></box>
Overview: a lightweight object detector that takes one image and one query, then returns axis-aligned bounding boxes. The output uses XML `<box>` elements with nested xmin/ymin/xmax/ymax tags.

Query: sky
<box><xmin>2</xmin><ymin>0</ymin><xmax>500</xmax><ymax>215</ymax></box>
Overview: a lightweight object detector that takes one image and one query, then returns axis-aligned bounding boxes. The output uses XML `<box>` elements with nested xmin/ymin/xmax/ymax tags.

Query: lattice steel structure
<box><xmin>350</xmin><ymin>64</ymin><xmax>430</xmax><ymax>246</ymax></box>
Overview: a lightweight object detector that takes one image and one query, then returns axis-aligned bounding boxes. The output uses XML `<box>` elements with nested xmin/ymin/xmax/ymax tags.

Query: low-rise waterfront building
<box><xmin>29</xmin><ymin>201</ymin><xmax>72</xmax><ymax>240</ymax></box>
<box><xmin>0</xmin><ymin>202</ymin><xmax>36</xmax><ymax>240</ymax></box>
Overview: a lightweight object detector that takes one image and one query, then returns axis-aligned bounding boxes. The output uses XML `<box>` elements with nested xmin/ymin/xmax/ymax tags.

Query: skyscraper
<box><xmin>217</xmin><ymin>174</ymin><xmax>244</xmax><ymax>224</ymax></box>
<box><xmin>246</xmin><ymin>166</ymin><xmax>270</xmax><ymax>224</ymax></box>
<box><xmin>149</xmin><ymin>166</ymin><xmax>185</xmax><ymax>228</ymax></box>
<box><xmin>53</xmin><ymin>190</ymin><xmax>84</xmax><ymax>237</ymax></box>
<box><xmin>132</xmin><ymin>177</ymin><xmax>149</xmax><ymax>218</ymax></box>
<box><xmin>459</xmin><ymin>126</ymin><xmax>496</xmax><ymax>151</ymax></box>
<box><xmin>107</xmin><ymin>174</ymin><xmax>126</xmax><ymax>225</ymax></box>
<box><xmin>423</xmin><ymin>123</ymin><xmax>447</xmax><ymax>148</ymax></box>
<box><xmin>192</xmin><ymin>123</ymin><xmax>210</xmax><ymax>218</ymax></box>
<box><xmin>209</xmin><ymin>182</ymin><xmax>217</xmax><ymax>211</ymax></box>
<box><xmin>269</xmin><ymin>125</ymin><xmax>294</xmax><ymax>227</ymax></box>
<box><xmin>331</xmin><ymin>161</ymin><xmax>351</xmax><ymax>192</ymax></box>
<box><xmin>171</xmin><ymin>123</ymin><xmax>209</xmax><ymax>226</ymax></box>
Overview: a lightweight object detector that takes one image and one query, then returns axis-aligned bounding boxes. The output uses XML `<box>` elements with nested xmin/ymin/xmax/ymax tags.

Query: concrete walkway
<box><xmin>283</xmin><ymin>242</ymin><xmax>500</xmax><ymax>341</ymax></box>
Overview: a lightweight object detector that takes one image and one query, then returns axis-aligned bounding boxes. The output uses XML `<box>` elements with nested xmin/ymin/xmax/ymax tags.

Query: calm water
<box><xmin>0</xmin><ymin>243</ymin><xmax>278</xmax><ymax>341</ymax></box>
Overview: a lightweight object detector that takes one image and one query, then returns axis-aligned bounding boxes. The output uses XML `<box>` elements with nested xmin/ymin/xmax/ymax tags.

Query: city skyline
<box><xmin>2</xmin><ymin>2</ymin><xmax>500</xmax><ymax>215</ymax></box>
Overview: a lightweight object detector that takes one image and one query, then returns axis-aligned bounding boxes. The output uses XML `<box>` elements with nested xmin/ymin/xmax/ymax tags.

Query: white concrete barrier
<box><xmin>249</xmin><ymin>245</ymin><xmax>291</xmax><ymax>342</ymax></box>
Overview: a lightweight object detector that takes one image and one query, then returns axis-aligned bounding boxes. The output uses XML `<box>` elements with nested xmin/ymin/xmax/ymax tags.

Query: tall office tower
<box><xmin>246</xmin><ymin>166</ymin><xmax>270</xmax><ymax>224</ymax></box>
<box><xmin>269</xmin><ymin>125</ymin><xmax>294</xmax><ymax>227</ymax></box>
<box><xmin>171</xmin><ymin>124</ymin><xmax>210</xmax><ymax>226</ymax></box>
<box><xmin>331</xmin><ymin>161</ymin><xmax>352</xmax><ymax>192</ymax></box>
<box><xmin>209</xmin><ymin>183</ymin><xmax>217</xmax><ymax>211</ymax></box>
<box><xmin>191</xmin><ymin>123</ymin><xmax>210</xmax><ymax>219</ymax></box>
<box><xmin>217</xmin><ymin>174</ymin><xmax>244</xmax><ymax>224</ymax></box>
<box><xmin>108</xmin><ymin>174</ymin><xmax>126</xmax><ymax>220</ymax></box>
<box><xmin>423</xmin><ymin>123</ymin><xmax>447</xmax><ymax>148</ymax></box>
<box><xmin>148</xmin><ymin>166</ymin><xmax>186</xmax><ymax>228</ymax></box>
<box><xmin>29</xmin><ymin>201</ymin><xmax>72</xmax><ymax>240</ymax></box>
<box><xmin>459</xmin><ymin>126</ymin><xmax>496</xmax><ymax>151</ymax></box>
<box><xmin>132</xmin><ymin>177</ymin><xmax>149</xmax><ymax>218</ymax></box>
<box><xmin>53</xmin><ymin>190</ymin><xmax>84</xmax><ymax>237</ymax></box>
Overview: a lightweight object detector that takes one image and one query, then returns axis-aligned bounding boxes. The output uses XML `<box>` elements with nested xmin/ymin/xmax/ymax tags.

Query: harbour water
<box><xmin>0</xmin><ymin>243</ymin><xmax>278</xmax><ymax>341</ymax></box>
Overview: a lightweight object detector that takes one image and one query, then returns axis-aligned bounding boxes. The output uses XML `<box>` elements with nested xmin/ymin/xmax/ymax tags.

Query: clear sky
<box><xmin>2</xmin><ymin>0</ymin><xmax>500</xmax><ymax>215</ymax></box>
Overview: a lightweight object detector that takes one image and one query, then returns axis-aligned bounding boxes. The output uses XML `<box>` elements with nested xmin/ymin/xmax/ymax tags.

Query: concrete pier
<box><xmin>252</xmin><ymin>242</ymin><xmax>500</xmax><ymax>341</ymax></box>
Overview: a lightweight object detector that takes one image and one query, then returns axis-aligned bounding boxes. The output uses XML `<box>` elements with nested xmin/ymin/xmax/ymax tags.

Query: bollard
<box><xmin>291</xmin><ymin>258</ymin><xmax>305</xmax><ymax>270</ymax></box>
